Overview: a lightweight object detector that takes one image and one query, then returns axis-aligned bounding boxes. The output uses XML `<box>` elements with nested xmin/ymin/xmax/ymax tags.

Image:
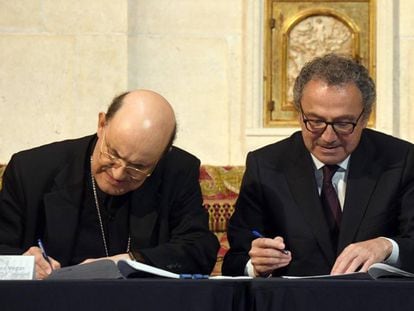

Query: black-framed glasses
<box><xmin>300</xmin><ymin>106</ymin><xmax>365</xmax><ymax>135</ymax></box>
<box><xmin>99</xmin><ymin>130</ymin><xmax>153</xmax><ymax>181</ymax></box>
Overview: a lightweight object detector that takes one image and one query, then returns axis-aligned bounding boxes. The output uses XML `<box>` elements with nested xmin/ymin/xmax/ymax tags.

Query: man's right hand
<box><xmin>249</xmin><ymin>236</ymin><xmax>292</xmax><ymax>277</ymax></box>
<box><xmin>23</xmin><ymin>246</ymin><xmax>61</xmax><ymax>280</ymax></box>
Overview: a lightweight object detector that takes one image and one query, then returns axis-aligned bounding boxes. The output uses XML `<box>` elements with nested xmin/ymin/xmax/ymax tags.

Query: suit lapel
<box><xmin>129</xmin><ymin>166</ymin><xmax>162</xmax><ymax>249</ymax></box>
<box><xmin>284</xmin><ymin>135</ymin><xmax>337</xmax><ymax>265</ymax></box>
<box><xmin>338</xmin><ymin>134</ymin><xmax>382</xmax><ymax>252</ymax></box>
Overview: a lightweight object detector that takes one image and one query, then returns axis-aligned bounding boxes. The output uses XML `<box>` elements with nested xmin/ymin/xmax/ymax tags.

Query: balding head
<box><xmin>91</xmin><ymin>89</ymin><xmax>177</xmax><ymax>195</ymax></box>
<box><xmin>105</xmin><ymin>90</ymin><xmax>176</xmax><ymax>157</ymax></box>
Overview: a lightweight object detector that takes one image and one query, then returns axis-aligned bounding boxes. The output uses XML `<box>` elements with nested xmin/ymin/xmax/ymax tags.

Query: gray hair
<box><xmin>293</xmin><ymin>54</ymin><xmax>376</xmax><ymax>119</ymax></box>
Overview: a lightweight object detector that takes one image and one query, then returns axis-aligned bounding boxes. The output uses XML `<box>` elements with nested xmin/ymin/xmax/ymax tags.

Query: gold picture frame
<box><xmin>263</xmin><ymin>0</ymin><xmax>376</xmax><ymax>127</ymax></box>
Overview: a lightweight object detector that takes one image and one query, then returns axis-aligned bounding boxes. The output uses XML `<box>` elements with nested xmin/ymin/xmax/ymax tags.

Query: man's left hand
<box><xmin>331</xmin><ymin>237</ymin><xmax>393</xmax><ymax>275</ymax></box>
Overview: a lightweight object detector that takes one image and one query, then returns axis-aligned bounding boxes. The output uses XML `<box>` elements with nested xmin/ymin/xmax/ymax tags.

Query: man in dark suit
<box><xmin>222</xmin><ymin>54</ymin><xmax>414</xmax><ymax>277</ymax></box>
<box><xmin>0</xmin><ymin>89</ymin><xmax>219</xmax><ymax>279</ymax></box>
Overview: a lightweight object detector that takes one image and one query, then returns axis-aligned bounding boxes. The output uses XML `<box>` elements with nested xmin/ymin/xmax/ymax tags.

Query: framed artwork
<box><xmin>263</xmin><ymin>0</ymin><xmax>376</xmax><ymax>127</ymax></box>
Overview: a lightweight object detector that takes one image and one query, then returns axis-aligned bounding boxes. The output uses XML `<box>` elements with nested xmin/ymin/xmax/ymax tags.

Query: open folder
<box><xmin>46</xmin><ymin>259</ymin><xmax>208</xmax><ymax>280</ymax></box>
<box><xmin>282</xmin><ymin>263</ymin><xmax>414</xmax><ymax>280</ymax></box>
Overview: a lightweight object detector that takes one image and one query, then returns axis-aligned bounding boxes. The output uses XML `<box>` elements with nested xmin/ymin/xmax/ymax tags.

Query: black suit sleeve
<box><xmin>137</xmin><ymin>152</ymin><xmax>219</xmax><ymax>275</ymax></box>
<box><xmin>0</xmin><ymin>156</ymin><xmax>33</xmax><ymax>254</ymax></box>
<box><xmin>222</xmin><ymin>152</ymin><xmax>265</xmax><ymax>276</ymax></box>
<box><xmin>391</xmin><ymin>146</ymin><xmax>414</xmax><ymax>272</ymax></box>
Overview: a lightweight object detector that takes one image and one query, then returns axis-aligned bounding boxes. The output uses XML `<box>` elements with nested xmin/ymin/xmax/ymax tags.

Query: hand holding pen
<box><xmin>23</xmin><ymin>239</ymin><xmax>61</xmax><ymax>279</ymax></box>
<box><xmin>37</xmin><ymin>239</ymin><xmax>54</xmax><ymax>270</ymax></box>
<box><xmin>252</xmin><ymin>230</ymin><xmax>289</xmax><ymax>254</ymax></box>
<box><xmin>249</xmin><ymin>230</ymin><xmax>291</xmax><ymax>277</ymax></box>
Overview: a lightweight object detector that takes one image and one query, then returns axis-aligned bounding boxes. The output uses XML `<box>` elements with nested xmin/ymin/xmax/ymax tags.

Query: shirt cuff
<box><xmin>382</xmin><ymin>237</ymin><xmax>400</xmax><ymax>266</ymax></box>
<box><xmin>245</xmin><ymin>259</ymin><xmax>257</xmax><ymax>277</ymax></box>
<box><xmin>245</xmin><ymin>259</ymin><xmax>272</xmax><ymax>278</ymax></box>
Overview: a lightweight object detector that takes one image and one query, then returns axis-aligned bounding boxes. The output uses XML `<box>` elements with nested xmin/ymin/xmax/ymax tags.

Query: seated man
<box><xmin>0</xmin><ymin>89</ymin><xmax>219</xmax><ymax>279</ymax></box>
<box><xmin>223</xmin><ymin>54</ymin><xmax>414</xmax><ymax>277</ymax></box>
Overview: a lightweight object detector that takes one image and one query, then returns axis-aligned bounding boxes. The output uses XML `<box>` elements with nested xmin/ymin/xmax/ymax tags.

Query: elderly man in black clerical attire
<box><xmin>0</xmin><ymin>89</ymin><xmax>219</xmax><ymax>279</ymax></box>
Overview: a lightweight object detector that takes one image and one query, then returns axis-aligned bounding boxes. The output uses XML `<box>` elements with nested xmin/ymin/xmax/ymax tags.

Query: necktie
<box><xmin>321</xmin><ymin>165</ymin><xmax>342</xmax><ymax>231</ymax></box>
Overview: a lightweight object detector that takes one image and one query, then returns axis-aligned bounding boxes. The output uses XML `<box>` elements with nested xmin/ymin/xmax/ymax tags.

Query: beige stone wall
<box><xmin>127</xmin><ymin>0</ymin><xmax>244</xmax><ymax>165</ymax></box>
<box><xmin>1</xmin><ymin>0</ymin><xmax>413</xmax><ymax>165</ymax></box>
<box><xmin>399</xmin><ymin>0</ymin><xmax>414</xmax><ymax>141</ymax></box>
<box><xmin>0</xmin><ymin>0</ymin><xmax>128</xmax><ymax>162</ymax></box>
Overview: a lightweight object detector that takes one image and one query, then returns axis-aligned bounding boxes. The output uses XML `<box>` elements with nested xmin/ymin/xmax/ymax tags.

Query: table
<box><xmin>1</xmin><ymin>278</ymin><xmax>414</xmax><ymax>311</ymax></box>
<box><xmin>250</xmin><ymin>278</ymin><xmax>414</xmax><ymax>311</ymax></box>
<box><xmin>0</xmin><ymin>279</ymin><xmax>248</xmax><ymax>311</ymax></box>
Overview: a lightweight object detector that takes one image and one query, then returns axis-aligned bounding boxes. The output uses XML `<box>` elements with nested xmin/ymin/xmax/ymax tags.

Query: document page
<box><xmin>117</xmin><ymin>260</ymin><xmax>180</xmax><ymax>278</ymax></box>
<box><xmin>282</xmin><ymin>272</ymin><xmax>371</xmax><ymax>280</ymax></box>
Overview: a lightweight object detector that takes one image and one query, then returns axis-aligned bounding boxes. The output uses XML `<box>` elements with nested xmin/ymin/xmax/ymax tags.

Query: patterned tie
<box><xmin>321</xmin><ymin>165</ymin><xmax>342</xmax><ymax>231</ymax></box>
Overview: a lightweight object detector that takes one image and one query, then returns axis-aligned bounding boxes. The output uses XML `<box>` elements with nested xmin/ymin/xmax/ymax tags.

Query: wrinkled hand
<box><xmin>249</xmin><ymin>236</ymin><xmax>291</xmax><ymax>277</ymax></box>
<box><xmin>23</xmin><ymin>246</ymin><xmax>61</xmax><ymax>280</ymax></box>
<box><xmin>331</xmin><ymin>237</ymin><xmax>393</xmax><ymax>275</ymax></box>
<box><xmin>80</xmin><ymin>253</ymin><xmax>130</xmax><ymax>265</ymax></box>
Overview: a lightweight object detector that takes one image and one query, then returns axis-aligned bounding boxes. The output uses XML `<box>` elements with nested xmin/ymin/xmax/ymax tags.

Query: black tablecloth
<box><xmin>250</xmin><ymin>278</ymin><xmax>414</xmax><ymax>311</ymax></box>
<box><xmin>0</xmin><ymin>279</ymin><xmax>247</xmax><ymax>311</ymax></box>
<box><xmin>1</xmin><ymin>278</ymin><xmax>414</xmax><ymax>311</ymax></box>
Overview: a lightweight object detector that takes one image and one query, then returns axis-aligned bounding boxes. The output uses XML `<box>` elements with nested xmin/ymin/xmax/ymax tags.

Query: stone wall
<box><xmin>0</xmin><ymin>0</ymin><xmax>413</xmax><ymax>165</ymax></box>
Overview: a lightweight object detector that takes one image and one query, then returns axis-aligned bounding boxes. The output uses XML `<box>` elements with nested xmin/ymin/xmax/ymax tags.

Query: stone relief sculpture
<box><xmin>286</xmin><ymin>16</ymin><xmax>353</xmax><ymax>105</ymax></box>
<box><xmin>263</xmin><ymin>0</ymin><xmax>374</xmax><ymax>127</ymax></box>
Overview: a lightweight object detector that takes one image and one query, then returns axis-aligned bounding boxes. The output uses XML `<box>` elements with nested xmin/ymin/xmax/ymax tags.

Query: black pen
<box><xmin>251</xmin><ymin>230</ymin><xmax>289</xmax><ymax>255</ymax></box>
<box><xmin>37</xmin><ymin>239</ymin><xmax>54</xmax><ymax>270</ymax></box>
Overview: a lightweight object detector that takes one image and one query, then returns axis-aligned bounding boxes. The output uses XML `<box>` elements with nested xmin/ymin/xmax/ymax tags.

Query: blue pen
<box><xmin>252</xmin><ymin>230</ymin><xmax>289</xmax><ymax>255</ymax></box>
<box><xmin>179</xmin><ymin>274</ymin><xmax>209</xmax><ymax>279</ymax></box>
<box><xmin>37</xmin><ymin>239</ymin><xmax>54</xmax><ymax>270</ymax></box>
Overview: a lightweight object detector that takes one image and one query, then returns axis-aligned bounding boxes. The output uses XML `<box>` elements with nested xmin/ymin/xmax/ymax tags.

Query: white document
<box><xmin>0</xmin><ymin>256</ymin><xmax>35</xmax><ymax>280</ymax></box>
<box><xmin>209</xmin><ymin>275</ymin><xmax>253</xmax><ymax>280</ymax></box>
<box><xmin>118</xmin><ymin>260</ymin><xmax>252</xmax><ymax>279</ymax></box>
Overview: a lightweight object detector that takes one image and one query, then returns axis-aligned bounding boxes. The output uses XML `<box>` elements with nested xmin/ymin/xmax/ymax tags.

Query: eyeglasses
<box><xmin>300</xmin><ymin>106</ymin><xmax>365</xmax><ymax>135</ymax></box>
<box><xmin>99</xmin><ymin>131</ymin><xmax>153</xmax><ymax>181</ymax></box>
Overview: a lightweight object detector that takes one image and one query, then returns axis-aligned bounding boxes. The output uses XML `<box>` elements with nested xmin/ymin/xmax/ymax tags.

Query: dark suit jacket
<box><xmin>0</xmin><ymin>135</ymin><xmax>219</xmax><ymax>274</ymax></box>
<box><xmin>222</xmin><ymin>129</ymin><xmax>414</xmax><ymax>276</ymax></box>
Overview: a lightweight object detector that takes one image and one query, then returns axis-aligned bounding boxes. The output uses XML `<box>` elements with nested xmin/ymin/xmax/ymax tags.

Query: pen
<box><xmin>179</xmin><ymin>274</ymin><xmax>209</xmax><ymax>279</ymax></box>
<box><xmin>251</xmin><ymin>230</ymin><xmax>289</xmax><ymax>255</ymax></box>
<box><xmin>37</xmin><ymin>239</ymin><xmax>54</xmax><ymax>270</ymax></box>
